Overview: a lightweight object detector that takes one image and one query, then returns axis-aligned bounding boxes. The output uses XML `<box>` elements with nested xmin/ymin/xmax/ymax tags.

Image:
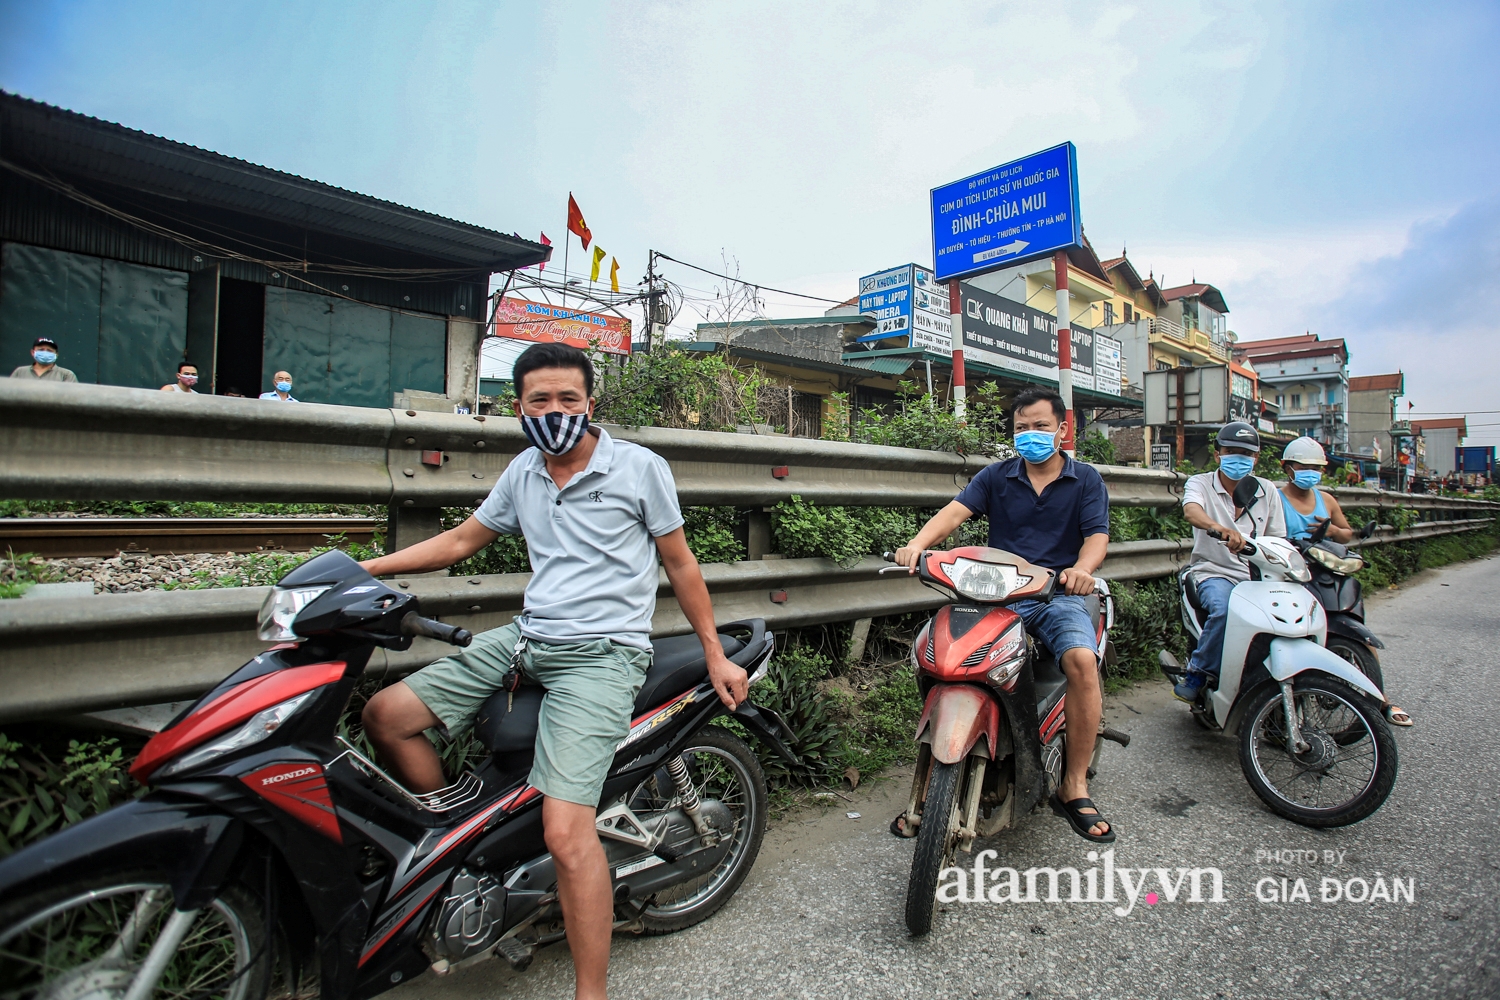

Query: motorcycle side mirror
<box><xmin>1309</xmin><ymin>518</ymin><xmax>1331</xmax><ymax>544</ymax></box>
<box><xmin>1361</xmin><ymin>519</ymin><xmax>1379</xmax><ymax>539</ymax></box>
<box><xmin>1231</xmin><ymin>474</ymin><xmax>1262</xmax><ymax>515</ymax></box>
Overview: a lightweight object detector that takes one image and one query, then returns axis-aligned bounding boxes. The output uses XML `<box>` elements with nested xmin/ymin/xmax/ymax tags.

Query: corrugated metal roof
<box><xmin>842</xmin><ymin>356</ymin><xmax>914</xmax><ymax>375</ymax></box>
<box><xmin>0</xmin><ymin>91</ymin><xmax>549</xmax><ymax>272</ymax></box>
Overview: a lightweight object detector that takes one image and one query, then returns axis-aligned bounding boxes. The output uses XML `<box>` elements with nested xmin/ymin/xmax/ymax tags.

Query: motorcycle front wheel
<box><xmin>0</xmin><ymin>874</ymin><xmax>271</xmax><ymax>1000</ymax></box>
<box><xmin>904</xmin><ymin>758</ymin><xmax>963</xmax><ymax>937</ymax></box>
<box><xmin>1238</xmin><ymin>677</ymin><xmax>1397</xmax><ymax>828</ymax></box>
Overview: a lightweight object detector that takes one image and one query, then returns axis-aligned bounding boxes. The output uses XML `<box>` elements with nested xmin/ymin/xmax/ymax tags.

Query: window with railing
<box><xmin>1103</xmin><ymin>301</ymin><xmax>1115</xmax><ymax>326</ymax></box>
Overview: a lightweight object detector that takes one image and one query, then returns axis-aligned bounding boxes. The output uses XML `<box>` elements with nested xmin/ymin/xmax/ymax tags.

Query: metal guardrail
<box><xmin>6</xmin><ymin>380</ymin><xmax>1494</xmax><ymax>515</ymax></box>
<box><xmin>1</xmin><ymin>519</ymin><xmax>1491</xmax><ymax>723</ymax></box>
<box><xmin>0</xmin><ymin>379</ymin><xmax>1183</xmax><ymax>510</ymax></box>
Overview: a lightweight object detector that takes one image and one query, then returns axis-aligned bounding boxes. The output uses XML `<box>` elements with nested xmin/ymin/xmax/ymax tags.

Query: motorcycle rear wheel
<box><xmin>904</xmin><ymin>758</ymin><xmax>963</xmax><ymax>937</ymax></box>
<box><xmin>0</xmin><ymin>874</ymin><xmax>270</xmax><ymax>1000</ymax></box>
<box><xmin>1238</xmin><ymin>678</ymin><xmax>1397</xmax><ymax>828</ymax></box>
<box><xmin>630</xmin><ymin>726</ymin><xmax>768</xmax><ymax>935</ymax></box>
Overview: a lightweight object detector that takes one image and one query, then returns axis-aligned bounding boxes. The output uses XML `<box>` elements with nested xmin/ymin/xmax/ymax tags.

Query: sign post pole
<box><xmin>949</xmin><ymin>279</ymin><xmax>965</xmax><ymax>424</ymax></box>
<box><xmin>1054</xmin><ymin>251</ymin><xmax>1074</xmax><ymax>455</ymax></box>
<box><xmin>1175</xmin><ymin>367</ymin><xmax>1187</xmax><ymax>465</ymax></box>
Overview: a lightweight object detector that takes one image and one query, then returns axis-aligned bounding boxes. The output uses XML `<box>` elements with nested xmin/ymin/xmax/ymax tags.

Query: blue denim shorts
<box><xmin>1009</xmin><ymin>595</ymin><xmax>1099</xmax><ymax>662</ymax></box>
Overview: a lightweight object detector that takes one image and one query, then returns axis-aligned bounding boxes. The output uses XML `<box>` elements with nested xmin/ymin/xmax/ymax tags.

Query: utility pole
<box><xmin>641</xmin><ymin>251</ymin><xmax>656</xmax><ymax>355</ymax></box>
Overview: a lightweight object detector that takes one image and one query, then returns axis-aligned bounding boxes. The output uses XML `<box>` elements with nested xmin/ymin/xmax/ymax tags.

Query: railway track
<box><xmin>0</xmin><ymin>517</ymin><xmax>378</xmax><ymax>558</ymax></box>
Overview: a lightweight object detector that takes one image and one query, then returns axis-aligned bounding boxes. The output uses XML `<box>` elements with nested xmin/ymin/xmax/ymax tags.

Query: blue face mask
<box><xmin>521</xmin><ymin>410</ymin><xmax>590</xmax><ymax>456</ymax></box>
<box><xmin>1292</xmin><ymin>469</ymin><xmax>1322</xmax><ymax>489</ymax></box>
<box><xmin>1219</xmin><ymin>454</ymin><xmax>1255</xmax><ymax>480</ymax></box>
<box><xmin>1014</xmin><ymin>429</ymin><xmax>1059</xmax><ymax>464</ymax></box>
<box><xmin>34</xmin><ymin>350</ymin><xmax>57</xmax><ymax>365</ymax></box>
<box><xmin>275</xmin><ymin>381</ymin><xmax>292</xmax><ymax>393</ymax></box>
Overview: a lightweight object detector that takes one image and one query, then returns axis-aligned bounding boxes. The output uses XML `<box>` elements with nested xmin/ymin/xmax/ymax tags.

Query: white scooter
<box><xmin>1159</xmin><ymin>529</ymin><xmax>1398</xmax><ymax>827</ymax></box>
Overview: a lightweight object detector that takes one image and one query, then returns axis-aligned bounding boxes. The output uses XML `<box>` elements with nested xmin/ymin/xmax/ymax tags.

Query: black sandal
<box><xmin>1052</xmin><ymin>794</ymin><xmax>1115</xmax><ymax>843</ymax></box>
<box><xmin>889</xmin><ymin>812</ymin><xmax>917</xmax><ymax>838</ymax></box>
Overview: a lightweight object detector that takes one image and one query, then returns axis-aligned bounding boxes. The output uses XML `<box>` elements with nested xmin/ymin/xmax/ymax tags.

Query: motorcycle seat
<box><xmin>1180</xmin><ymin>568</ymin><xmax>1208</xmax><ymax>626</ymax></box>
<box><xmin>474</xmin><ymin>632</ymin><xmax>747</xmax><ymax>755</ymax></box>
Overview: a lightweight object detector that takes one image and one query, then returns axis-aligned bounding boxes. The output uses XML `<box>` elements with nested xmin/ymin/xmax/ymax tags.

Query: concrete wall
<box><xmin>1422</xmin><ymin>428</ymin><xmax>1461</xmax><ymax>475</ymax></box>
<box><xmin>445</xmin><ymin>317</ymin><xmax>481</xmax><ymax>411</ymax></box>
<box><xmin>1348</xmin><ymin>386</ymin><xmax>1397</xmax><ymax>466</ymax></box>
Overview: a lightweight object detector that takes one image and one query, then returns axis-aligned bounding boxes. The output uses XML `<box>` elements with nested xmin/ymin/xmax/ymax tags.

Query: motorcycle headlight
<box><xmin>947</xmin><ymin>557</ymin><xmax>1032</xmax><ymax>602</ymax></box>
<box><xmin>154</xmin><ymin>691</ymin><xmax>314</xmax><ymax>779</ymax></box>
<box><xmin>1306</xmin><ymin>546</ymin><xmax>1365</xmax><ymax>575</ymax></box>
<box><xmin>985</xmin><ymin>622</ymin><xmax>1027</xmax><ymax>687</ymax></box>
<box><xmin>257</xmin><ymin>586</ymin><xmax>331</xmax><ymax>641</ymax></box>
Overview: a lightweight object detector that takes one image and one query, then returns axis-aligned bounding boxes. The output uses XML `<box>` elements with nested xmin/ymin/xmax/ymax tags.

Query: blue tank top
<box><xmin>1280</xmin><ymin>488</ymin><xmax>1328</xmax><ymax>540</ymax></box>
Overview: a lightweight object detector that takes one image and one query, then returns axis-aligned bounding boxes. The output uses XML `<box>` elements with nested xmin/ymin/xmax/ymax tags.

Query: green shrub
<box><xmin>1105</xmin><ymin>579</ymin><xmax>1189</xmax><ymax>691</ymax></box>
<box><xmin>0</xmin><ymin>734</ymin><xmax>143</xmax><ymax>857</ymax></box>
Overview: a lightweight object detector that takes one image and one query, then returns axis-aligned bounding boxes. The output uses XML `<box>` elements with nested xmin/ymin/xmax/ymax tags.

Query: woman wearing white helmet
<box><xmin>1279</xmin><ymin>437</ymin><xmax>1413</xmax><ymax>726</ymax></box>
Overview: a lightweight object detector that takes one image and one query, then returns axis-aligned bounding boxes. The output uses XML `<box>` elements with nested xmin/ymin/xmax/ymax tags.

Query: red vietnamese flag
<box><xmin>538</xmin><ymin>231</ymin><xmax>551</xmax><ymax>271</ymax></box>
<box><xmin>567</xmin><ymin>194</ymin><xmax>592</xmax><ymax>250</ymax></box>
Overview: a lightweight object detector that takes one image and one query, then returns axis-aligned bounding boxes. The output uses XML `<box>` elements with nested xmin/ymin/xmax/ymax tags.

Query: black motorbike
<box><xmin>0</xmin><ymin>550</ymin><xmax>797</xmax><ymax>1000</ymax></box>
<box><xmin>1295</xmin><ymin>518</ymin><xmax>1385</xmax><ymax>688</ymax></box>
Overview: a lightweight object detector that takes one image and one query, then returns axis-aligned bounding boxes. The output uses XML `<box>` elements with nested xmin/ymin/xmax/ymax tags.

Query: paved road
<box><xmin>394</xmin><ymin>556</ymin><xmax>1500</xmax><ymax>1000</ymax></box>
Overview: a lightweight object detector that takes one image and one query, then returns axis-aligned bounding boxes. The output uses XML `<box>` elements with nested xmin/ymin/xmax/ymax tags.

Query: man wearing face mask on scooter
<box><xmin>894</xmin><ymin>388</ymin><xmax>1113</xmax><ymax>842</ymax></box>
<box><xmin>1175</xmin><ymin>422</ymin><xmax>1287</xmax><ymax>702</ymax></box>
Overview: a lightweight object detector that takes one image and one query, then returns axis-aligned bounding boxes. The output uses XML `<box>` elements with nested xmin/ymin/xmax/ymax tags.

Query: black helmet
<box><xmin>1216</xmin><ymin>421</ymin><xmax>1260</xmax><ymax>450</ymax></box>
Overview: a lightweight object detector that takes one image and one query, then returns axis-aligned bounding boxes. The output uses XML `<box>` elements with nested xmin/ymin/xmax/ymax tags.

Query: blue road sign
<box><xmin>930</xmin><ymin>142</ymin><xmax>1081</xmax><ymax>282</ymax></box>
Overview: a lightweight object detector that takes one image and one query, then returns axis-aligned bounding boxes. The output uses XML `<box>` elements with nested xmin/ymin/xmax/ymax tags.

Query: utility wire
<box><xmin>653</xmin><ymin>252</ymin><xmax>848</xmax><ymax>305</ymax></box>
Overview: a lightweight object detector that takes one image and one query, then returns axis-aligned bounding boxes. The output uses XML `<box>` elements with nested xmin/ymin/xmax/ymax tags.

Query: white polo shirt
<box><xmin>475</xmin><ymin>427</ymin><xmax>684</xmax><ymax>650</ymax></box>
<box><xmin>1182</xmin><ymin>471</ymin><xmax>1287</xmax><ymax>584</ymax></box>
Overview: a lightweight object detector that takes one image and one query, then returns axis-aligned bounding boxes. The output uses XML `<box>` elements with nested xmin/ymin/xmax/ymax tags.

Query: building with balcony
<box><xmin>1347</xmin><ymin>372</ymin><xmax>1404</xmax><ymax>480</ymax></box>
<box><xmin>1093</xmin><ymin>254</ymin><xmax>1165</xmax><ymax>392</ymax></box>
<box><xmin>1235</xmin><ymin>333</ymin><xmax>1350</xmax><ymax>451</ymax></box>
<box><xmin>1156</xmin><ymin>283</ymin><xmax>1234</xmax><ymax>368</ymax></box>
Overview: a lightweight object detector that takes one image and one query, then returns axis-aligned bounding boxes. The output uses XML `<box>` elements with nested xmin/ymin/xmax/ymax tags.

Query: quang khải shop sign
<box><xmin>492</xmin><ymin>297</ymin><xmax>632</xmax><ymax>356</ymax></box>
<box><xmin>958</xmin><ymin>284</ymin><xmax>1124</xmax><ymax>397</ymax></box>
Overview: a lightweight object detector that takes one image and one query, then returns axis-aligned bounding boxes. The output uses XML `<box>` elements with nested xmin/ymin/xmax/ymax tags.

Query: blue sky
<box><xmin>3</xmin><ymin>1</ymin><xmax>1497</xmax><ymax>445</ymax></box>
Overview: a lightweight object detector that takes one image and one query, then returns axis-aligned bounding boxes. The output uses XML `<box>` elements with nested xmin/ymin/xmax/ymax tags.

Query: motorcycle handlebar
<box><xmin>400</xmin><ymin>612</ymin><xmax>473</xmax><ymax>647</ymax></box>
<box><xmin>1205</xmin><ymin>527</ymin><xmax>1257</xmax><ymax>557</ymax></box>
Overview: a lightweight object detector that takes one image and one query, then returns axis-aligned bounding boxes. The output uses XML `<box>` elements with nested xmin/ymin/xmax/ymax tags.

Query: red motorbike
<box><xmin>884</xmin><ymin>546</ymin><xmax>1129</xmax><ymax>935</ymax></box>
<box><xmin>0</xmin><ymin>550</ymin><xmax>795</xmax><ymax>1000</ymax></box>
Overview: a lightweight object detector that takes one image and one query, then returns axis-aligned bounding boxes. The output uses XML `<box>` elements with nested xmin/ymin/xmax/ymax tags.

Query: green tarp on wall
<box><xmin>0</xmin><ymin>242</ymin><xmax>188</xmax><ymax>387</ymax></box>
<box><xmin>263</xmin><ymin>286</ymin><xmax>445</xmax><ymax>407</ymax></box>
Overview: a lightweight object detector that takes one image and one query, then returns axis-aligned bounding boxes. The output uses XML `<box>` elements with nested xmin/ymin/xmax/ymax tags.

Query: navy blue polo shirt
<box><xmin>952</xmin><ymin>455</ymin><xmax>1110</xmax><ymax>571</ymax></box>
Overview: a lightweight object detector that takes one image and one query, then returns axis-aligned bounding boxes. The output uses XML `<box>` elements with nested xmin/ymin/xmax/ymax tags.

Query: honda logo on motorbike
<box><xmin>261</xmin><ymin>765</ymin><xmax>318</xmax><ymax>786</ymax></box>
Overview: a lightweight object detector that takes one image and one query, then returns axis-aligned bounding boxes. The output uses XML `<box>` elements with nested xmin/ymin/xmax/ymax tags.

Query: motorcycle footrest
<box><xmin>494</xmin><ymin>936</ymin><xmax>535</xmax><ymax>971</ymax></box>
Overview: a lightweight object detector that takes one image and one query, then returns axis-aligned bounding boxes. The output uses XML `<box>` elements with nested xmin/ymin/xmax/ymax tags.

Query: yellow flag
<box><xmin>609</xmin><ymin>256</ymin><xmax>620</xmax><ymax>293</ymax></box>
<box><xmin>591</xmin><ymin>246</ymin><xmax>606</xmax><ymax>282</ymax></box>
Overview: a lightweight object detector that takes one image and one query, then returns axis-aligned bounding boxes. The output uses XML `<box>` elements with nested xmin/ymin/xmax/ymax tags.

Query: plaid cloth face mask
<box><xmin>520</xmin><ymin>411</ymin><xmax>590</xmax><ymax>455</ymax></box>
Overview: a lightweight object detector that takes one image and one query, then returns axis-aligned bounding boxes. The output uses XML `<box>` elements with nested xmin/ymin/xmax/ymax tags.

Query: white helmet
<box><xmin>1282</xmin><ymin>436</ymin><xmax>1327</xmax><ymax>467</ymax></box>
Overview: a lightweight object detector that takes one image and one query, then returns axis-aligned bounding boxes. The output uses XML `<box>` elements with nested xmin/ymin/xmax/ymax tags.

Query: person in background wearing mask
<box><xmin>161</xmin><ymin>361</ymin><xmax>200</xmax><ymax>393</ymax></box>
<box><xmin>259</xmin><ymin>370</ymin><xmax>298</xmax><ymax>401</ymax></box>
<box><xmin>1279</xmin><ymin>437</ymin><xmax>1413</xmax><ymax>726</ymax></box>
<box><xmin>893</xmin><ymin>388</ymin><xmax>1114</xmax><ymax>843</ymax></box>
<box><xmin>10</xmin><ymin>337</ymin><xmax>78</xmax><ymax>382</ymax></box>
<box><xmin>1176</xmin><ymin>422</ymin><xmax>1286</xmax><ymax>702</ymax></box>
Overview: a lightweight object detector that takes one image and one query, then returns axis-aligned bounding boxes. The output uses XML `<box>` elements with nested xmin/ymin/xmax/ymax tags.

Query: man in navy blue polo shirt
<box><xmin>894</xmin><ymin>388</ymin><xmax>1113</xmax><ymax>842</ymax></box>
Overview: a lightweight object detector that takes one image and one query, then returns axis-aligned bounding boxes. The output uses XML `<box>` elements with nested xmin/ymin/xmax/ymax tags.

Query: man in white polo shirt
<box><xmin>1176</xmin><ymin>421</ymin><xmax>1287</xmax><ymax>702</ymax></box>
<box><xmin>359</xmin><ymin>343</ymin><xmax>744</xmax><ymax>1000</ymax></box>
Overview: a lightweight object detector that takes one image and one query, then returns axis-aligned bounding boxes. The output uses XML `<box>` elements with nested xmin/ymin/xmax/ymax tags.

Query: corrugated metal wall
<box><xmin>1</xmin><ymin>242</ymin><xmax>187</xmax><ymax>387</ymax></box>
<box><xmin>263</xmin><ymin>286</ymin><xmax>445</xmax><ymax>407</ymax></box>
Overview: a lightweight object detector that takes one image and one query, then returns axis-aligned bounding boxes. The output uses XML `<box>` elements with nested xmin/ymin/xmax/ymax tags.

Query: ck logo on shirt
<box><xmin>588</xmin><ymin>490</ymin><xmax>605</xmax><ymax>503</ymax></box>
